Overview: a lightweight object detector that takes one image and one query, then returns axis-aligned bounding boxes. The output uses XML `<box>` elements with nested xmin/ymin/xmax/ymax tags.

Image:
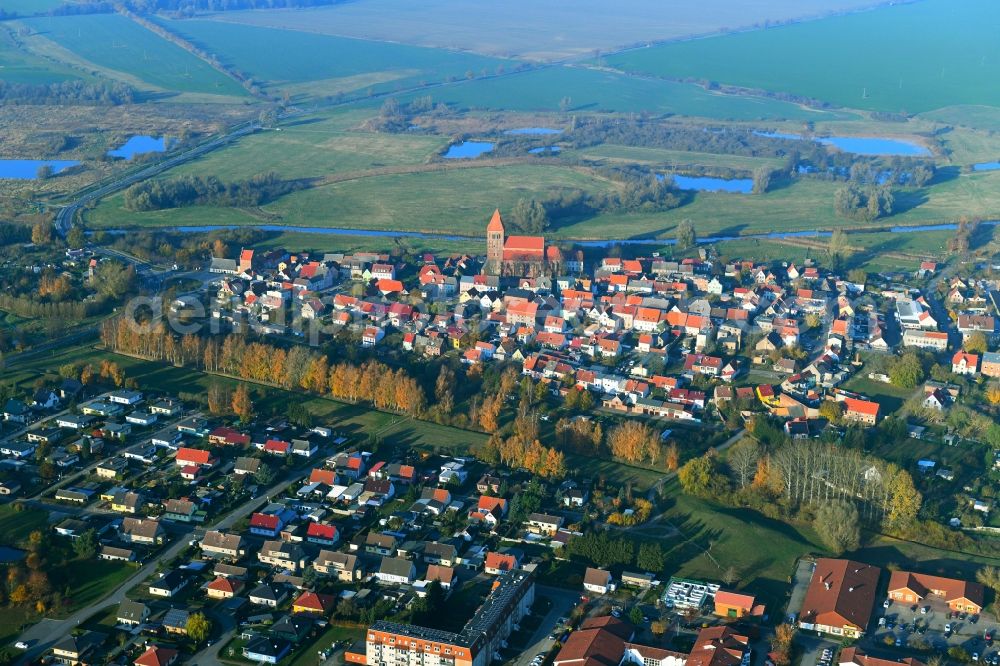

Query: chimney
<box><xmin>824</xmin><ymin>582</ymin><xmax>832</xmax><ymax>590</ymax></box>
<box><xmin>848</xmin><ymin>586</ymin><xmax>856</xmax><ymax>592</ymax></box>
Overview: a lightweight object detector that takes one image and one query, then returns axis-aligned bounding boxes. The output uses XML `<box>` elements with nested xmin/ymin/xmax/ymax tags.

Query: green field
<box><xmin>2</xmin><ymin>0</ymin><xmax>66</xmax><ymax>14</ymax></box>
<box><xmin>86</xmin><ymin>163</ymin><xmax>1000</xmax><ymax>244</ymax></box>
<box><xmin>0</xmin><ymin>27</ymin><xmax>83</xmax><ymax>84</ymax></box>
<box><xmin>168</xmin><ymin>109</ymin><xmax>448</xmax><ymax>181</ymax></box>
<box><xmin>920</xmin><ymin>105</ymin><xmax>1000</xmax><ymax>133</ymax></box>
<box><xmin>156</xmin><ymin>18</ymin><xmax>513</xmax><ymax>100</ymax></box>
<box><xmin>413</xmin><ymin>65</ymin><xmax>853</xmax><ymax>121</ymax></box>
<box><xmin>209</xmin><ymin>0</ymin><xmax>884</xmax><ymax>62</ymax></box>
<box><xmin>21</xmin><ymin>14</ymin><xmax>247</xmax><ymax>98</ymax></box>
<box><xmin>662</xmin><ymin>481</ymin><xmax>826</xmax><ymax>608</ymax></box>
<box><xmin>0</xmin><ymin>505</ymin><xmax>50</xmax><ymax>546</ymax></box>
<box><xmin>606</xmin><ymin>0</ymin><xmax>1000</xmax><ymax>114</ymax></box>
<box><xmin>574</xmin><ymin>144</ymin><xmax>786</xmax><ymax>170</ymax></box>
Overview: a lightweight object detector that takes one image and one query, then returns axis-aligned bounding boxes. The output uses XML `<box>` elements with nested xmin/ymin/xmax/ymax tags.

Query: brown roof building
<box><xmin>686</xmin><ymin>627</ymin><xmax>751</xmax><ymax>666</ymax></box>
<box><xmin>553</xmin><ymin>617</ymin><xmax>634</xmax><ymax>666</ymax></box>
<box><xmin>839</xmin><ymin>647</ymin><xmax>925</xmax><ymax>666</ymax></box>
<box><xmin>799</xmin><ymin>559</ymin><xmax>881</xmax><ymax>638</ymax></box>
<box><xmin>887</xmin><ymin>571</ymin><xmax>984</xmax><ymax>614</ymax></box>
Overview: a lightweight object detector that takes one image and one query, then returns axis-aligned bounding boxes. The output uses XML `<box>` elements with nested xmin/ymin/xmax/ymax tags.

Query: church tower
<box><xmin>486</xmin><ymin>208</ymin><xmax>505</xmax><ymax>275</ymax></box>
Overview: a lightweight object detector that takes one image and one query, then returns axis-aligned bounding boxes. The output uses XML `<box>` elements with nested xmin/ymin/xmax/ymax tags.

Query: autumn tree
<box><xmin>607</xmin><ymin>421</ymin><xmax>656</xmax><ymax>463</ymax></box>
<box><xmin>31</xmin><ymin>222</ymin><xmax>53</xmax><ymax>246</ymax></box>
<box><xmin>884</xmin><ymin>467</ymin><xmax>922</xmax><ymax>533</ymax></box>
<box><xmin>665</xmin><ymin>442</ymin><xmax>679</xmax><ymax>471</ymax></box>
<box><xmin>966</xmin><ymin>332</ymin><xmax>989</xmax><ymax>354</ymax></box>
<box><xmin>678</xmin><ymin>454</ymin><xmax>718</xmax><ymax>497</ymax></box>
<box><xmin>207</xmin><ymin>382</ymin><xmax>232</xmax><ymax>415</ymax></box>
<box><xmin>479</xmin><ymin>394</ymin><xmax>502</xmax><ymax>432</ymax></box>
<box><xmin>814</xmin><ymin>500</ymin><xmax>861</xmax><ymax>555</ymax></box>
<box><xmin>186</xmin><ymin>612</ymin><xmax>212</xmax><ymax>645</ymax></box>
<box><xmin>232</xmin><ymin>383</ymin><xmax>254</xmax><ymax>422</ymax></box>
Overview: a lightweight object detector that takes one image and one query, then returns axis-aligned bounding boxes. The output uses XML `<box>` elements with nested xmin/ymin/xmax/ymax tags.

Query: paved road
<box><xmin>54</xmin><ymin>125</ymin><xmax>258</xmax><ymax>236</ymax></box>
<box><xmin>14</xmin><ymin>467</ymin><xmax>309</xmax><ymax>666</ymax></box>
<box><xmin>510</xmin><ymin>586</ymin><xmax>581</xmax><ymax>666</ymax></box>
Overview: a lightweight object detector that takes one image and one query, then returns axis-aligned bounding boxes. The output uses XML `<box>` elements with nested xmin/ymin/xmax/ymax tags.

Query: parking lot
<box><xmin>868</xmin><ymin>597</ymin><xmax>998</xmax><ymax>662</ymax></box>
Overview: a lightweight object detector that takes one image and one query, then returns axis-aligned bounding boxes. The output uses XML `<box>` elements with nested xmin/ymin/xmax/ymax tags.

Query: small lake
<box><xmin>974</xmin><ymin>162</ymin><xmax>1000</xmax><ymax>172</ymax></box>
<box><xmin>754</xmin><ymin>130</ymin><xmax>930</xmax><ymax>156</ymax></box>
<box><xmin>0</xmin><ymin>546</ymin><xmax>25</xmax><ymax>564</ymax></box>
<box><xmin>529</xmin><ymin>146</ymin><xmax>561</xmax><ymax>154</ymax></box>
<box><xmin>0</xmin><ymin>159</ymin><xmax>79</xmax><ymax>180</ymax></box>
<box><xmin>667</xmin><ymin>174</ymin><xmax>753</xmax><ymax>193</ymax></box>
<box><xmin>505</xmin><ymin>127</ymin><xmax>562</xmax><ymax>135</ymax></box>
<box><xmin>108</xmin><ymin>135</ymin><xmax>169</xmax><ymax>160</ymax></box>
<box><xmin>442</xmin><ymin>141</ymin><xmax>494</xmax><ymax>159</ymax></box>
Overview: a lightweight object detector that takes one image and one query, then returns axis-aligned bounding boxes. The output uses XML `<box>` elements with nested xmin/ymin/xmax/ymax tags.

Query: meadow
<box><xmin>85</xmin><ymin>158</ymin><xmax>1000</xmax><ymax>247</ymax></box>
<box><xmin>571</xmin><ymin>144</ymin><xmax>787</xmax><ymax>170</ymax></box>
<box><xmin>606</xmin><ymin>0</ymin><xmax>1000</xmax><ymax>115</ymax></box>
<box><xmin>166</xmin><ymin>108</ymin><xmax>449</xmax><ymax>181</ymax></box>
<box><xmin>408</xmin><ymin>66</ymin><xmax>853</xmax><ymax>121</ymax></box>
<box><xmin>0</xmin><ymin>28</ymin><xmax>84</xmax><ymax>84</ymax></box>
<box><xmin>155</xmin><ymin>18</ymin><xmax>514</xmax><ymax>100</ymax></box>
<box><xmin>209</xmin><ymin>0</ymin><xmax>886</xmax><ymax>62</ymax></box>
<box><xmin>21</xmin><ymin>14</ymin><xmax>247</xmax><ymax>98</ymax></box>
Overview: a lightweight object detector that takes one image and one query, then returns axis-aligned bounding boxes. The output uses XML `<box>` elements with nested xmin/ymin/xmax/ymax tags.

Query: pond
<box><xmin>974</xmin><ymin>162</ymin><xmax>1000</xmax><ymax>172</ymax></box>
<box><xmin>0</xmin><ymin>159</ymin><xmax>80</xmax><ymax>180</ymax></box>
<box><xmin>442</xmin><ymin>141</ymin><xmax>494</xmax><ymax>159</ymax></box>
<box><xmin>504</xmin><ymin>127</ymin><xmax>562</xmax><ymax>135</ymax></box>
<box><xmin>107</xmin><ymin>135</ymin><xmax>169</xmax><ymax>160</ymax></box>
<box><xmin>666</xmin><ymin>174</ymin><xmax>753</xmax><ymax>193</ymax></box>
<box><xmin>529</xmin><ymin>146</ymin><xmax>561</xmax><ymax>154</ymax></box>
<box><xmin>754</xmin><ymin>130</ymin><xmax>930</xmax><ymax>156</ymax></box>
<box><xmin>0</xmin><ymin>546</ymin><xmax>25</xmax><ymax>564</ymax></box>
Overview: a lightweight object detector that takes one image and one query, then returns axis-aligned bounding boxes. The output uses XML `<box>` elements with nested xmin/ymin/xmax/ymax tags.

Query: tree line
<box><xmin>99</xmin><ymin>320</ymin><xmax>428</xmax><ymax>415</ymax></box>
<box><xmin>0</xmin><ymin>80</ymin><xmax>134</xmax><ymax>106</ymax></box>
<box><xmin>122</xmin><ymin>173</ymin><xmax>305</xmax><ymax>211</ymax></box>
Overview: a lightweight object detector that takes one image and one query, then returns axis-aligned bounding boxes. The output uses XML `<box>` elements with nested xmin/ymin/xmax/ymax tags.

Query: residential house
<box><xmin>886</xmin><ymin>571</ymin><xmax>984</xmax><ymax>614</ymax></box>
<box><xmin>583</xmin><ymin>567</ymin><xmax>613</xmax><ymax>595</ymax></box>
<box><xmin>149</xmin><ymin>570</ymin><xmax>189</xmax><ymax>598</ymax></box>
<box><xmin>376</xmin><ymin>556</ymin><xmax>416</xmax><ymax>585</ymax></box>
<box><xmin>798</xmin><ymin>558</ymin><xmax>880</xmax><ymax>638</ymax></box>
<box><xmin>116</xmin><ymin>600</ymin><xmax>149</xmax><ymax>627</ymax></box>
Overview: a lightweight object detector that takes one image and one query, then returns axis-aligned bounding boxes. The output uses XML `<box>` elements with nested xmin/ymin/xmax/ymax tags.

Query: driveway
<box><xmin>785</xmin><ymin>558</ymin><xmax>815</xmax><ymax>622</ymax></box>
<box><xmin>509</xmin><ymin>585</ymin><xmax>580</xmax><ymax>666</ymax></box>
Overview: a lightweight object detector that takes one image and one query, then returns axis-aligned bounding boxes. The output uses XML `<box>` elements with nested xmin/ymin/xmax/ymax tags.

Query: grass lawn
<box><xmin>852</xmin><ymin>533</ymin><xmax>1000</xmax><ymax>581</ymax></box>
<box><xmin>660</xmin><ymin>480</ymin><xmax>827</xmax><ymax>610</ymax></box>
<box><xmin>285</xmin><ymin>624</ymin><xmax>364</xmax><ymax>666</ymax></box>
<box><xmin>606</xmin><ymin>0</ymin><xmax>1000</xmax><ymax>115</ymax></box>
<box><xmin>841</xmin><ymin>374</ymin><xmax>915</xmax><ymax>415</ymax></box>
<box><xmin>0</xmin><ymin>605</ymin><xmax>33</xmax><ymax>647</ymax></box>
<box><xmin>407</xmin><ymin>65</ymin><xmax>851</xmax><ymax>121</ymax></box>
<box><xmin>0</xmin><ymin>505</ymin><xmax>50</xmax><ymax>546</ymax></box>
<box><xmin>60</xmin><ymin>560</ymin><xmax>135</xmax><ymax>614</ymax></box>
<box><xmin>21</xmin><ymin>14</ymin><xmax>248</xmax><ymax>98</ymax></box>
<box><xmin>155</xmin><ymin>18</ymin><xmax>513</xmax><ymax>100</ymax></box>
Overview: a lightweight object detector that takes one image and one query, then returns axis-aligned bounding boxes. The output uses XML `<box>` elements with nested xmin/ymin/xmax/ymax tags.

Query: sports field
<box><xmin>156</xmin><ymin>18</ymin><xmax>513</xmax><ymax>100</ymax></box>
<box><xmin>209</xmin><ymin>0</ymin><xmax>888</xmax><ymax>61</ymax></box>
<box><xmin>606</xmin><ymin>0</ymin><xmax>1000</xmax><ymax>114</ymax></box>
<box><xmin>411</xmin><ymin>66</ymin><xmax>853</xmax><ymax>121</ymax></box>
<box><xmin>21</xmin><ymin>14</ymin><xmax>248</xmax><ymax>98</ymax></box>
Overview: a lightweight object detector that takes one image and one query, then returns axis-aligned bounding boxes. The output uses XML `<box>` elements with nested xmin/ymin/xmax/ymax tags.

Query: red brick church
<box><xmin>484</xmin><ymin>209</ymin><xmax>562</xmax><ymax>277</ymax></box>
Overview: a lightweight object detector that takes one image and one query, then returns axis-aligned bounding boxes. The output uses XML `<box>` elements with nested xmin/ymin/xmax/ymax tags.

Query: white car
<box><xmin>14</xmin><ymin>642</ymin><xmax>28</xmax><ymax>650</ymax></box>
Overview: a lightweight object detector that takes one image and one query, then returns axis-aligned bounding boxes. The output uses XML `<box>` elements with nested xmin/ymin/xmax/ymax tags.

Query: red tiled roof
<box><xmin>309</xmin><ymin>468</ymin><xmax>336</xmax><ymax>485</ymax></box>
<box><xmin>135</xmin><ymin>646</ymin><xmax>178</xmax><ymax>666</ymax></box>
<box><xmin>250</xmin><ymin>513</ymin><xmax>280</xmax><ymax>530</ymax></box>
<box><xmin>307</xmin><ymin>523</ymin><xmax>338</xmax><ymax>540</ymax></box>
<box><xmin>176</xmin><ymin>447</ymin><xmax>211</xmax><ymax>465</ymax></box>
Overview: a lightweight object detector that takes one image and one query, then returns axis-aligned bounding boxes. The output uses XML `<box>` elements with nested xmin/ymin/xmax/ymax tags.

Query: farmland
<box><xmin>605</xmin><ymin>0</ymin><xmax>1000</xmax><ymax>114</ymax></box>
<box><xmin>406</xmin><ymin>66</ymin><xmax>853</xmax><ymax>121</ymax></box>
<box><xmin>0</xmin><ymin>27</ymin><xmax>84</xmax><ymax>85</ymax></box>
<box><xmin>209</xmin><ymin>0</ymin><xmax>892</xmax><ymax>62</ymax></box>
<box><xmin>19</xmin><ymin>14</ymin><xmax>248</xmax><ymax>99</ymax></box>
<box><xmin>155</xmin><ymin>17</ymin><xmax>515</xmax><ymax>101</ymax></box>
